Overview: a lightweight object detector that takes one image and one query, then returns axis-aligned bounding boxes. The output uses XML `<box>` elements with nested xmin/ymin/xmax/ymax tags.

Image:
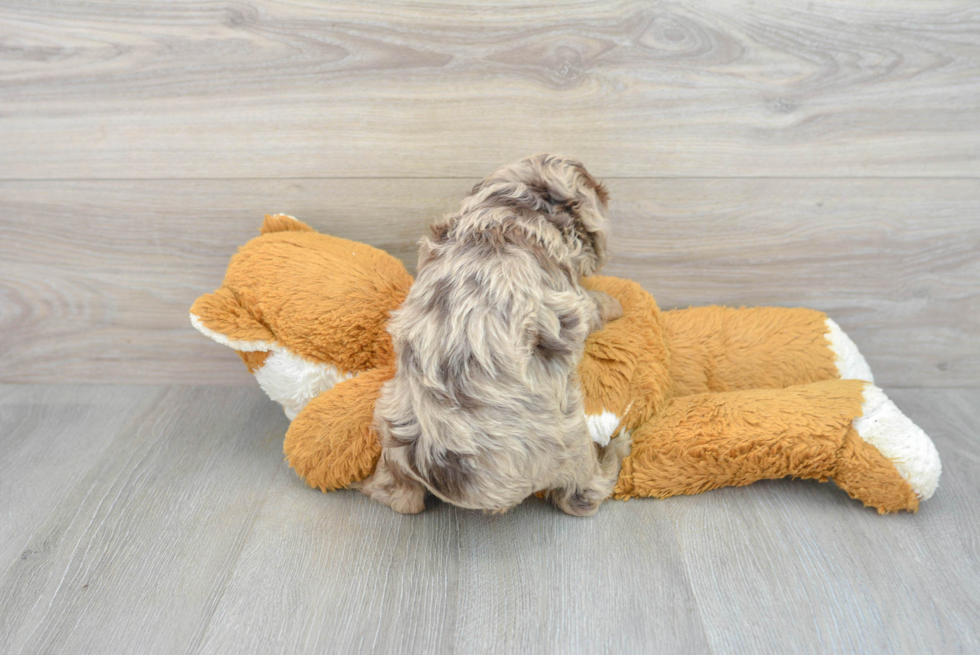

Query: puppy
<box><xmin>357</xmin><ymin>154</ymin><xmax>627</xmax><ymax>516</ymax></box>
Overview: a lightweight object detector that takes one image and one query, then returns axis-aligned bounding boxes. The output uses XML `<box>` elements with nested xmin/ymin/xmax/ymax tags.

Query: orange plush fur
<box><xmin>191</xmin><ymin>215</ymin><xmax>410</xmax><ymax>374</ymax></box>
<box><xmin>191</xmin><ymin>215</ymin><xmax>935</xmax><ymax>514</ymax></box>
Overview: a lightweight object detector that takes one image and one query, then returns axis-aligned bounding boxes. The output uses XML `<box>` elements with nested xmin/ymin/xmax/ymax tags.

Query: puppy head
<box><xmin>466</xmin><ymin>154</ymin><xmax>611</xmax><ymax>276</ymax></box>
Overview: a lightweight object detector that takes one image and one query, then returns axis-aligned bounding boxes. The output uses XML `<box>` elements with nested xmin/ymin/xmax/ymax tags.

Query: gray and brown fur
<box><xmin>357</xmin><ymin>154</ymin><xmax>627</xmax><ymax>516</ymax></box>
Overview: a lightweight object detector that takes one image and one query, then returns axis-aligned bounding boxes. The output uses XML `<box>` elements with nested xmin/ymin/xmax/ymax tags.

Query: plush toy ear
<box><xmin>189</xmin><ymin>287</ymin><xmax>275</xmax><ymax>350</ymax></box>
<box><xmin>260</xmin><ymin>213</ymin><xmax>314</xmax><ymax>235</ymax></box>
<box><xmin>283</xmin><ymin>366</ymin><xmax>393</xmax><ymax>492</ymax></box>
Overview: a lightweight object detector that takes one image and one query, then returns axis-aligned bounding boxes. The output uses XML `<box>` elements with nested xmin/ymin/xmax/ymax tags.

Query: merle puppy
<box><xmin>357</xmin><ymin>154</ymin><xmax>627</xmax><ymax>515</ymax></box>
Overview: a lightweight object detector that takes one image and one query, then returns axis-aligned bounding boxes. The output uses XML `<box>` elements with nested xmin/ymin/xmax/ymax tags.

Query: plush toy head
<box><xmin>190</xmin><ymin>214</ymin><xmax>412</xmax><ymax>419</ymax></box>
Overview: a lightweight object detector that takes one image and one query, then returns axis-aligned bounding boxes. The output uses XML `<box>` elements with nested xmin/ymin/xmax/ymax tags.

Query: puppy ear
<box><xmin>564</xmin><ymin>160</ymin><xmax>609</xmax><ymax>206</ymax></box>
<box><xmin>593</xmin><ymin>182</ymin><xmax>610</xmax><ymax>206</ymax></box>
<box><xmin>429</xmin><ymin>217</ymin><xmax>452</xmax><ymax>243</ymax></box>
<box><xmin>422</xmin><ymin>449</ymin><xmax>474</xmax><ymax>500</ymax></box>
<box><xmin>522</xmin><ymin>176</ymin><xmax>573</xmax><ymax>216</ymax></box>
<box><xmin>418</xmin><ymin>216</ymin><xmax>454</xmax><ymax>268</ymax></box>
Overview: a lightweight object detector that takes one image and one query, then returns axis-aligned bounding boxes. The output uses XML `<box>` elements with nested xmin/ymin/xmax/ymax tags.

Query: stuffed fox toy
<box><xmin>191</xmin><ymin>214</ymin><xmax>941</xmax><ymax>514</ymax></box>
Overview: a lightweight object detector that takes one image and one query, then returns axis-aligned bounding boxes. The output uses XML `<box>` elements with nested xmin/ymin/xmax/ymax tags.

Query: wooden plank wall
<box><xmin>1</xmin><ymin>0</ymin><xmax>978</xmax><ymax>387</ymax></box>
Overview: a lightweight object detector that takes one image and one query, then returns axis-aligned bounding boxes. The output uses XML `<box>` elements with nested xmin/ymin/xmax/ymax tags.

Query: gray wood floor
<box><xmin>1</xmin><ymin>384</ymin><xmax>978</xmax><ymax>654</ymax></box>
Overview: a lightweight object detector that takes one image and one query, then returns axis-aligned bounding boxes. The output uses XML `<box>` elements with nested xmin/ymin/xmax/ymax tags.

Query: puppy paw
<box><xmin>354</xmin><ymin>459</ymin><xmax>428</xmax><ymax>514</ymax></box>
<box><xmin>604</xmin><ymin>432</ymin><xmax>633</xmax><ymax>464</ymax></box>
<box><xmin>356</xmin><ymin>477</ymin><xmax>427</xmax><ymax>514</ymax></box>
<box><xmin>589</xmin><ymin>290</ymin><xmax>623</xmax><ymax>323</ymax></box>
<box><xmin>543</xmin><ymin>485</ymin><xmax>607</xmax><ymax>517</ymax></box>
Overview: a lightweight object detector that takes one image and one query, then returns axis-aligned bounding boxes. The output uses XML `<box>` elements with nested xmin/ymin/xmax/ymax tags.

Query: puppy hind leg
<box><xmin>546</xmin><ymin>434</ymin><xmax>631</xmax><ymax>517</ymax></box>
<box><xmin>354</xmin><ymin>450</ymin><xmax>427</xmax><ymax>514</ymax></box>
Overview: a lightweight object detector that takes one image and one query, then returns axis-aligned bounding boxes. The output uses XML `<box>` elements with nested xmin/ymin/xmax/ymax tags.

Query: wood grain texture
<box><xmin>198</xmin><ymin>484</ymin><xmax>713</xmax><ymax>655</ymax></box>
<box><xmin>197</xmin><ymin>475</ymin><xmax>464</xmax><ymax>655</ymax></box>
<box><xmin>450</xmin><ymin>496</ymin><xmax>709</xmax><ymax>654</ymax></box>
<box><xmin>0</xmin><ymin>385</ymin><xmax>289</xmax><ymax>654</ymax></box>
<box><xmin>1</xmin><ymin>0</ymin><xmax>978</xmax><ymax>179</ymax></box>
<box><xmin>0</xmin><ymin>385</ymin><xmax>166</xmax><ymax>567</ymax></box>
<box><xmin>0</xmin><ymin>384</ymin><xmax>978</xmax><ymax>654</ymax></box>
<box><xmin>2</xmin><ymin>178</ymin><xmax>977</xmax><ymax>386</ymax></box>
<box><xmin>3</xmin><ymin>1</ymin><xmax>978</xmax><ymax>652</ymax></box>
<box><xmin>0</xmin><ymin>178</ymin><xmax>469</xmax><ymax>386</ymax></box>
<box><xmin>604</xmin><ymin>178</ymin><xmax>980</xmax><ymax>388</ymax></box>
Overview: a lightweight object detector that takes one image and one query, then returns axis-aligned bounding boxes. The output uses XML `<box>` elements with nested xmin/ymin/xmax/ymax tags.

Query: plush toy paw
<box><xmin>832</xmin><ymin>383</ymin><xmax>942</xmax><ymax>514</ymax></box>
<box><xmin>825</xmin><ymin>318</ymin><xmax>874</xmax><ymax>382</ymax></box>
<box><xmin>586</xmin><ymin>408</ymin><xmax>627</xmax><ymax>447</ymax></box>
<box><xmin>820</xmin><ymin>321</ymin><xmax>939</xmax><ymax>502</ymax></box>
<box><xmin>853</xmin><ymin>384</ymin><xmax>941</xmax><ymax>501</ymax></box>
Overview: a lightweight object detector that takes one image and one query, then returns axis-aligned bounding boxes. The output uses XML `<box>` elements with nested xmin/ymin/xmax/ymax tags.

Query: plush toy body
<box><xmin>191</xmin><ymin>215</ymin><xmax>941</xmax><ymax>513</ymax></box>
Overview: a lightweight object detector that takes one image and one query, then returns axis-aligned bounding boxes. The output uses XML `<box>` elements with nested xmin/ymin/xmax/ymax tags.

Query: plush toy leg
<box><xmin>614</xmin><ymin>379</ymin><xmax>940</xmax><ymax>513</ymax></box>
<box><xmin>663</xmin><ymin>306</ymin><xmax>871</xmax><ymax>397</ymax></box>
<box><xmin>283</xmin><ymin>367</ymin><xmax>390</xmax><ymax>492</ymax></box>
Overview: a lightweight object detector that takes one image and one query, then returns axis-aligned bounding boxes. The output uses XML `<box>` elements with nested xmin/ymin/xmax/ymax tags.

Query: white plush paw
<box><xmin>825</xmin><ymin>317</ymin><xmax>874</xmax><ymax>382</ymax></box>
<box><xmin>586</xmin><ymin>411</ymin><xmax>621</xmax><ymax>446</ymax></box>
<box><xmin>586</xmin><ymin>403</ymin><xmax>632</xmax><ymax>446</ymax></box>
<box><xmin>854</xmin><ymin>384</ymin><xmax>941</xmax><ymax>500</ymax></box>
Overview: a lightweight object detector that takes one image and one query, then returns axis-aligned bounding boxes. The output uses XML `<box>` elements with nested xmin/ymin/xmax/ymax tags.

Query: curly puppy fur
<box><xmin>357</xmin><ymin>154</ymin><xmax>627</xmax><ymax>516</ymax></box>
